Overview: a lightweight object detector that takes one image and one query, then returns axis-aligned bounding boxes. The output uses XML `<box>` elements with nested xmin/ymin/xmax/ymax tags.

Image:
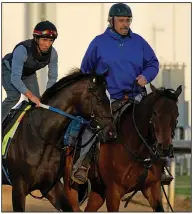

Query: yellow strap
<box><xmin>2</xmin><ymin>105</ymin><xmax>32</xmax><ymax>156</ymax></box>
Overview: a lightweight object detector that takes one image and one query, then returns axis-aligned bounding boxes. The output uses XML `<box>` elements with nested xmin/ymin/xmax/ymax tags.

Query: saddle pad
<box><xmin>2</xmin><ymin>105</ymin><xmax>31</xmax><ymax>157</ymax></box>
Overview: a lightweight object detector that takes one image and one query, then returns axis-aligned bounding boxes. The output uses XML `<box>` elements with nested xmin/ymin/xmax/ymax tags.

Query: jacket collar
<box><xmin>105</xmin><ymin>27</ymin><xmax>133</xmax><ymax>40</ymax></box>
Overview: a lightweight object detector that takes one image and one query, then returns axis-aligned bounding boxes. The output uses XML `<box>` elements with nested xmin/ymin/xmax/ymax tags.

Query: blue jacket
<box><xmin>81</xmin><ymin>27</ymin><xmax>159</xmax><ymax>99</ymax></box>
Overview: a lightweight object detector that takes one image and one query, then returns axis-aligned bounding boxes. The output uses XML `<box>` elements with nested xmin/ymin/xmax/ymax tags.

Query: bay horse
<box><xmin>63</xmin><ymin>83</ymin><xmax>182</xmax><ymax>212</ymax></box>
<box><xmin>2</xmin><ymin>68</ymin><xmax>116</xmax><ymax>212</ymax></box>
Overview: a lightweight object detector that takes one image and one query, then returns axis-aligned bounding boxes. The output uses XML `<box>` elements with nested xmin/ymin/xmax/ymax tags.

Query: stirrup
<box><xmin>161</xmin><ymin>173</ymin><xmax>173</xmax><ymax>185</ymax></box>
<box><xmin>71</xmin><ymin>166</ymin><xmax>89</xmax><ymax>185</ymax></box>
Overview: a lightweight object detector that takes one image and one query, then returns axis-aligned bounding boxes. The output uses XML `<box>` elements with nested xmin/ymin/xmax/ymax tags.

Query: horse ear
<box><xmin>150</xmin><ymin>83</ymin><xmax>157</xmax><ymax>94</ymax></box>
<box><xmin>174</xmin><ymin>85</ymin><xmax>182</xmax><ymax>98</ymax></box>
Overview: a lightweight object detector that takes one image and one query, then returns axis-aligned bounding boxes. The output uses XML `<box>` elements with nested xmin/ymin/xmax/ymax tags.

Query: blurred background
<box><xmin>1</xmin><ymin>2</ymin><xmax>192</xmax><ymax>211</ymax></box>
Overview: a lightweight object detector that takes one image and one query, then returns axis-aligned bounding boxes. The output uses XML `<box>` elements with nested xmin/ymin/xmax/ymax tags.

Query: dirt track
<box><xmin>2</xmin><ymin>186</ymin><xmax>191</xmax><ymax>212</ymax></box>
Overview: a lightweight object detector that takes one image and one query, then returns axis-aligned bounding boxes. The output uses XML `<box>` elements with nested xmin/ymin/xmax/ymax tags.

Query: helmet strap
<box><xmin>111</xmin><ymin>17</ymin><xmax>119</xmax><ymax>34</ymax></box>
<box><xmin>112</xmin><ymin>17</ymin><xmax>115</xmax><ymax>28</ymax></box>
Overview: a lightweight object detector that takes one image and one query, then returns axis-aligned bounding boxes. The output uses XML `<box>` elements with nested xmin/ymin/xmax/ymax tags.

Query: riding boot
<box><xmin>161</xmin><ymin>169</ymin><xmax>173</xmax><ymax>185</ymax></box>
<box><xmin>71</xmin><ymin>158</ymin><xmax>91</xmax><ymax>185</ymax></box>
<box><xmin>71</xmin><ymin>128</ymin><xmax>97</xmax><ymax>184</ymax></box>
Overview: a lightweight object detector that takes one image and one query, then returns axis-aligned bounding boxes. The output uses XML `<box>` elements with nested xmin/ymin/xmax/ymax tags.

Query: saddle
<box><xmin>2</xmin><ymin>101</ymin><xmax>30</xmax><ymax>138</ymax></box>
<box><xmin>2</xmin><ymin>101</ymin><xmax>32</xmax><ymax>158</ymax></box>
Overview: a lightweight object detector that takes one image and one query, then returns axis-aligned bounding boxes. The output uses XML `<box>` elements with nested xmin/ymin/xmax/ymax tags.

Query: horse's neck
<box><xmin>135</xmin><ymin>95</ymin><xmax>154</xmax><ymax>133</ymax></box>
<box><xmin>33</xmin><ymin>90</ymin><xmax>77</xmax><ymax>142</ymax></box>
<box><xmin>129</xmin><ymin>94</ymin><xmax>159</xmax><ymax>155</ymax></box>
<box><xmin>123</xmin><ymin>95</ymin><xmax>155</xmax><ymax>154</ymax></box>
<box><xmin>37</xmin><ymin>79</ymin><xmax>89</xmax><ymax>142</ymax></box>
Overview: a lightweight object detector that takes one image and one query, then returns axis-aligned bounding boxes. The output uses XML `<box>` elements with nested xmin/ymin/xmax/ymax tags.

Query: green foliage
<box><xmin>175</xmin><ymin>175</ymin><xmax>191</xmax><ymax>196</ymax></box>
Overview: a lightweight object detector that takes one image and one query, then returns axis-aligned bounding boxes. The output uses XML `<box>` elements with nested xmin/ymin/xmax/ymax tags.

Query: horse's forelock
<box><xmin>155</xmin><ymin>87</ymin><xmax>178</xmax><ymax>102</ymax></box>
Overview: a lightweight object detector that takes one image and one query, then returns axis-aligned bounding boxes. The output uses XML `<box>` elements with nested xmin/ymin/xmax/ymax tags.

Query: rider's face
<box><xmin>113</xmin><ymin>16</ymin><xmax>132</xmax><ymax>35</ymax></box>
<box><xmin>37</xmin><ymin>38</ymin><xmax>54</xmax><ymax>53</ymax></box>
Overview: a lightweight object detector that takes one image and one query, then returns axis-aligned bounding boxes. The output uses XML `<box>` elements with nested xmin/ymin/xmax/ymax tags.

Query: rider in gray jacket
<box><xmin>2</xmin><ymin>20</ymin><xmax>58</xmax><ymax>122</ymax></box>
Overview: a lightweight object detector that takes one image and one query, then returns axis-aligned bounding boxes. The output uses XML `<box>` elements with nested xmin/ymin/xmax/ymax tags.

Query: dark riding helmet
<box><xmin>109</xmin><ymin>3</ymin><xmax>132</xmax><ymax>17</ymax></box>
<box><xmin>33</xmin><ymin>20</ymin><xmax>58</xmax><ymax>40</ymax></box>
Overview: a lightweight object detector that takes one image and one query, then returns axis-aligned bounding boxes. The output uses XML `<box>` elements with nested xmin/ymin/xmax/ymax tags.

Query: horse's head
<box><xmin>149</xmin><ymin>83</ymin><xmax>182</xmax><ymax>158</ymax></box>
<box><xmin>76</xmin><ymin>73</ymin><xmax>117</xmax><ymax>142</ymax></box>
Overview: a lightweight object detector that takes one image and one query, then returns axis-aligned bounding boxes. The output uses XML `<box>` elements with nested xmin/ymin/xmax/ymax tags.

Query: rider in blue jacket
<box><xmin>81</xmin><ymin>19</ymin><xmax>158</xmax><ymax>100</ymax></box>
<box><xmin>71</xmin><ymin>3</ymin><xmax>172</xmax><ymax>185</ymax></box>
<box><xmin>2</xmin><ymin>20</ymin><xmax>58</xmax><ymax>122</ymax></box>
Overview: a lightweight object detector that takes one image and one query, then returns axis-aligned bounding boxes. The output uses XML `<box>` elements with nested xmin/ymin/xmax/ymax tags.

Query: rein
<box><xmin>39</xmin><ymin>103</ymin><xmax>90</xmax><ymax>124</ymax></box>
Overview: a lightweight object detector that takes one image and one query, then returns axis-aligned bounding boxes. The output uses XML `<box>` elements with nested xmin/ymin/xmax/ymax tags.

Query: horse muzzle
<box><xmin>156</xmin><ymin>143</ymin><xmax>174</xmax><ymax>158</ymax></box>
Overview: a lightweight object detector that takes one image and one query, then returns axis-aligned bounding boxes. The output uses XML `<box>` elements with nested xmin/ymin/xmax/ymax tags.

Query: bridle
<box><xmin>122</xmin><ymin>85</ymin><xmax>178</xmax><ymax>211</ymax></box>
<box><xmin>129</xmin><ymin>84</ymin><xmax>178</xmax><ymax>161</ymax></box>
<box><xmin>87</xmin><ymin>77</ymin><xmax>114</xmax><ymax>137</ymax></box>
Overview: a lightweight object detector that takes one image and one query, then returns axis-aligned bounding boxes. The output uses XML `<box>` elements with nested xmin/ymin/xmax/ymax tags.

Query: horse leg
<box><xmin>41</xmin><ymin>181</ymin><xmax>72</xmax><ymax>212</ymax></box>
<box><xmin>12</xmin><ymin>179</ymin><xmax>28</xmax><ymax>211</ymax></box>
<box><xmin>63</xmin><ymin>151</ymin><xmax>81</xmax><ymax>212</ymax></box>
<box><xmin>84</xmin><ymin>191</ymin><xmax>105</xmax><ymax>212</ymax></box>
<box><xmin>63</xmin><ymin>182</ymin><xmax>81</xmax><ymax>211</ymax></box>
<box><xmin>105</xmin><ymin>183</ymin><xmax>122</xmax><ymax>212</ymax></box>
<box><xmin>84</xmin><ymin>183</ymin><xmax>105</xmax><ymax>212</ymax></box>
<box><xmin>141</xmin><ymin>181</ymin><xmax>164</xmax><ymax>212</ymax></box>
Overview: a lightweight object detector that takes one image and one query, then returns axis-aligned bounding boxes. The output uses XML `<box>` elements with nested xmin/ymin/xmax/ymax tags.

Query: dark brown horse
<box><xmin>2</xmin><ymin>68</ymin><xmax>116</xmax><ymax>212</ymax></box>
<box><xmin>63</xmin><ymin>83</ymin><xmax>182</xmax><ymax>212</ymax></box>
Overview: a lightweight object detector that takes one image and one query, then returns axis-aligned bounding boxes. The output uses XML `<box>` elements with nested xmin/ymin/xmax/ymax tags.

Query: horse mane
<box><xmin>41</xmin><ymin>68</ymin><xmax>88</xmax><ymax>102</ymax></box>
<box><xmin>121</xmin><ymin>86</ymin><xmax>178</xmax><ymax>121</ymax></box>
<box><xmin>151</xmin><ymin>87</ymin><xmax>178</xmax><ymax>102</ymax></box>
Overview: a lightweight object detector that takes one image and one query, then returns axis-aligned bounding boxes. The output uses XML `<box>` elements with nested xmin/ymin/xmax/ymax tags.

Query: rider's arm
<box><xmin>81</xmin><ymin>37</ymin><xmax>109</xmax><ymax>75</ymax></box>
<box><xmin>11</xmin><ymin>45</ymin><xmax>29</xmax><ymax>95</ymax></box>
<box><xmin>11</xmin><ymin>46</ymin><xmax>39</xmax><ymax>103</ymax></box>
<box><xmin>46</xmin><ymin>47</ymin><xmax>58</xmax><ymax>89</ymax></box>
<box><xmin>141</xmin><ymin>38</ymin><xmax>159</xmax><ymax>84</ymax></box>
<box><xmin>80</xmin><ymin>37</ymin><xmax>98</xmax><ymax>74</ymax></box>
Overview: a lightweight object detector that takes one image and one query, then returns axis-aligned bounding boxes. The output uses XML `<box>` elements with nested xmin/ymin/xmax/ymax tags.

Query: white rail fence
<box><xmin>163</xmin><ymin>140</ymin><xmax>191</xmax><ymax>211</ymax></box>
